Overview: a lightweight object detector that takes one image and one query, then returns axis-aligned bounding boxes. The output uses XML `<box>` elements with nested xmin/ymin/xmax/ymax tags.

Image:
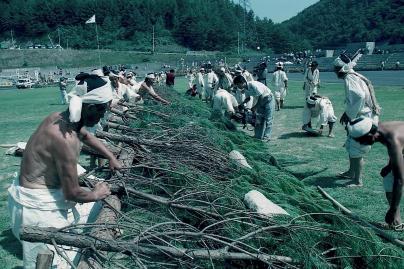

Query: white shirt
<box><xmin>196</xmin><ymin>72</ymin><xmax>204</xmax><ymax>87</ymax></box>
<box><xmin>305</xmin><ymin>68</ymin><xmax>320</xmax><ymax>87</ymax></box>
<box><xmin>271</xmin><ymin>70</ymin><xmax>288</xmax><ymax>89</ymax></box>
<box><xmin>344</xmin><ymin>73</ymin><xmax>373</xmax><ymax>120</ymax></box>
<box><xmin>213</xmin><ymin>89</ymin><xmax>238</xmax><ymax>114</ymax></box>
<box><xmin>204</xmin><ymin>71</ymin><xmax>218</xmax><ymax>88</ymax></box>
<box><xmin>216</xmin><ymin>73</ymin><xmax>233</xmax><ymax>91</ymax></box>
<box><xmin>245</xmin><ymin>81</ymin><xmax>271</xmax><ymax>98</ymax></box>
<box><xmin>243</xmin><ymin>70</ymin><xmax>254</xmax><ymax>82</ymax></box>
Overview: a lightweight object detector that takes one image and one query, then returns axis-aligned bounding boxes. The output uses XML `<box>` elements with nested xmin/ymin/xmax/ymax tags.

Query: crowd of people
<box><xmin>7</xmin><ymin>52</ymin><xmax>404</xmax><ymax>268</ymax></box>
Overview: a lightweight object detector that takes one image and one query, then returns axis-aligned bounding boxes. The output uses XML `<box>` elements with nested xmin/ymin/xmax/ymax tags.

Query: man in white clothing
<box><xmin>210</xmin><ymin>88</ymin><xmax>238</xmax><ymax>120</ymax></box>
<box><xmin>8</xmin><ymin>72</ymin><xmax>122</xmax><ymax>269</ymax></box>
<box><xmin>216</xmin><ymin>67</ymin><xmax>233</xmax><ymax>92</ymax></box>
<box><xmin>234</xmin><ymin>76</ymin><xmax>275</xmax><ymax>141</ymax></box>
<box><xmin>203</xmin><ymin>66</ymin><xmax>218</xmax><ymax>103</ymax></box>
<box><xmin>233</xmin><ymin>67</ymin><xmax>254</xmax><ymax>109</ymax></box>
<box><xmin>303</xmin><ymin>61</ymin><xmax>320</xmax><ymax>98</ymax></box>
<box><xmin>196</xmin><ymin>68</ymin><xmax>205</xmax><ymax>100</ymax></box>
<box><xmin>302</xmin><ymin>95</ymin><xmax>337</xmax><ymax>137</ymax></box>
<box><xmin>334</xmin><ymin>53</ymin><xmax>381</xmax><ymax>187</ymax></box>
<box><xmin>271</xmin><ymin>63</ymin><xmax>288</xmax><ymax>110</ymax></box>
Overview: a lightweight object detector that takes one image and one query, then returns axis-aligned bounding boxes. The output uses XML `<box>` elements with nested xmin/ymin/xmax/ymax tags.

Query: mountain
<box><xmin>283</xmin><ymin>0</ymin><xmax>404</xmax><ymax>48</ymax></box>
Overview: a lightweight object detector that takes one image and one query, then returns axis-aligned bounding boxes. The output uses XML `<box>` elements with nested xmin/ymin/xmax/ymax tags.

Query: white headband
<box><xmin>334</xmin><ymin>57</ymin><xmax>356</xmax><ymax>73</ymax></box>
<box><xmin>68</xmin><ymin>77</ymin><xmax>113</xmax><ymax>123</ymax></box>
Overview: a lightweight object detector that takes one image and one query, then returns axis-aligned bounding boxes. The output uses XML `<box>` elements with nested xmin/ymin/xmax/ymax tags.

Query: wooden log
<box><xmin>35</xmin><ymin>249</ymin><xmax>54</xmax><ymax>269</ymax></box>
<box><xmin>21</xmin><ymin>226</ymin><xmax>294</xmax><ymax>264</ymax></box>
<box><xmin>317</xmin><ymin>186</ymin><xmax>404</xmax><ymax>249</ymax></box>
<box><xmin>77</xmin><ymin>145</ymin><xmax>136</xmax><ymax>269</ymax></box>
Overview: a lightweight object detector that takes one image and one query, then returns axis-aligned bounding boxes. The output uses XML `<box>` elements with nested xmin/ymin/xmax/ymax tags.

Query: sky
<box><xmin>248</xmin><ymin>0</ymin><xmax>319</xmax><ymax>23</ymax></box>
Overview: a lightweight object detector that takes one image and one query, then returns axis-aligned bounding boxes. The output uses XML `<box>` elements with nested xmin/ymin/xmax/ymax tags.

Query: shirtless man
<box><xmin>347</xmin><ymin>117</ymin><xmax>404</xmax><ymax>227</ymax></box>
<box><xmin>138</xmin><ymin>73</ymin><xmax>170</xmax><ymax>105</ymax></box>
<box><xmin>8</xmin><ymin>73</ymin><xmax>122</xmax><ymax>268</ymax></box>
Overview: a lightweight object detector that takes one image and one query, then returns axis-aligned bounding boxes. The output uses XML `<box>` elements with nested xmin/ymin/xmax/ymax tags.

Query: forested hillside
<box><xmin>0</xmin><ymin>0</ymin><xmax>402</xmax><ymax>53</ymax></box>
<box><xmin>283</xmin><ymin>0</ymin><xmax>404</xmax><ymax>48</ymax></box>
<box><xmin>0</xmin><ymin>0</ymin><xmax>308</xmax><ymax>53</ymax></box>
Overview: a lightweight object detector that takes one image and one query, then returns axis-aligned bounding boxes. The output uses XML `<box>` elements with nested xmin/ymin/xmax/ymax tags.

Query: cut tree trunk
<box><xmin>77</xmin><ymin>145</ymin><xmax>136</xmax><ymax>269</ymax></box>
<box><xmin>21</xmin><ymin>226</ymin><xmax>294</xmax><ymax>264</ymax></box>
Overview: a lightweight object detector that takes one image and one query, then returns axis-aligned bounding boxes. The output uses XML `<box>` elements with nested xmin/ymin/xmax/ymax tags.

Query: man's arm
<box><xmin>385</xmin><ymin>139</ymin><xmax>404</xmax><ymax>224</ymax></box>
<box><xmin>142</xmin><ymin>83</ymin><xmax>170</xmax><ymax>105</ymax></box>
<box><xmin>54</xmin><ymin>138</ymin><xmax>110</xmax><ymax>202</ymax></box>
<box><xmin>79</xmin><ymin>127</ymin><xmax>122</xmax><ymax>170</ymax></box>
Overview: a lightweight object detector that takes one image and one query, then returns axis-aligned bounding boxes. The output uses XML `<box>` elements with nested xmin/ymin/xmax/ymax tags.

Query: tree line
<box><xmin>0</xmin><ymin>0</ymin><xmax>401</xmax><ymax>53</ymax></box>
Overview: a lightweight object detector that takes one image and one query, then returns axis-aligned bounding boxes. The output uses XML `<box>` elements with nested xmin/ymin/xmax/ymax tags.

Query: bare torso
<box><xmin>19</xmin><ymin>112</ymin><xmax>81</xmax><ymax>189</ymax></box>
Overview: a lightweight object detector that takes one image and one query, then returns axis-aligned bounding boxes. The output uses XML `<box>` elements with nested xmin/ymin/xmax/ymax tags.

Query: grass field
<box><xmin>0</xmin><ymin>76</ymin><xmax>403</xmax><ymax>268</ymax></box>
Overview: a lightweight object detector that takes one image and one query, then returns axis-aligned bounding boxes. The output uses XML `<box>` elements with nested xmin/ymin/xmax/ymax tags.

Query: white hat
<box><xmin>306</xmin><ymin>96</ymin><xmax>317</xmax><ymax>105</ymax></box>
<box><xmin>200</xmin><ymin>67</ymin><xmax>205</xmax><ymax>71</ymax></box>
<box><xmin>347</xmin><ymin>117</ymin><xmax>374</xmax><ymax>138</ymax></box>
<box><xmin>220</xmin><ymin>67</ymin><xmax>226</xmax><ymax>73</ymax></box>
<box><xmin>146</xmin><ymin>73</ymin><xmax>155</xmax><ymax>79</ymax></box>
<box><xmin>276</xmin><ymin>62</ymin><xmax>283</xmax><ymax>68</ymax></box>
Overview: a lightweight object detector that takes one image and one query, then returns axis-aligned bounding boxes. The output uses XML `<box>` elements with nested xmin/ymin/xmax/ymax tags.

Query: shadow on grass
<box><xmin>0</xmin><ymin>229</ymin><xmax>22</xmax><ymax>259</ymax></box>
<box><xmin>304</xmin><ymin>175</ymin><xmax>355</xmax><ymax>188</ymax></box>
<box><xmin>49</xmin><ymin>103</ymin><xmax>65</xmax><ymax>106</ymax></box>
<box><xmin>281</xmin><ymin>105</ymin><xmax>304</xmax><ymax>109</ymax></box>
<box><xmin>289</xmin><ymin>168</ymin><xmax>328</xmax><ymax>180</ymax></box>
<box><xmin>278</xmin><ymin>131</ymin><xmax>318</xmax><ymax>139</ymax></box>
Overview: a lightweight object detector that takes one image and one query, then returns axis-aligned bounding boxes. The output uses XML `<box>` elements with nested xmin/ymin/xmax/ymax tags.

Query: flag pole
<box><xmin>95</xmin><ymin>22</ymin><xmax>101</xmax><ymax>66</ymax></box>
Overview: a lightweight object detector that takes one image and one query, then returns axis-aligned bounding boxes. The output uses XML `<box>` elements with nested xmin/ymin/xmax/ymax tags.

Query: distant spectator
<box><xmin>166</xmin><ymin>69</ymin><xmax>175</xmax><ymax>87</ymax></box>
<box><xmin>380</xmin><ymin>61</ymin><xmax>385</xmax><ymax>71</ymax></box>
<box><xmin>59</xmin><ymin>77</ymin><xmax>68</xmax><ymax>105</ymax></box>
<box><xmin>396</xmin><ymin>60</ymin><xmax>400</xmax><ymax>70</ymax></box>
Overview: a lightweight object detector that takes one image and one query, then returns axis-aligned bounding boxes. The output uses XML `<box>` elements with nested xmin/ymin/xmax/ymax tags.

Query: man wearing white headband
<box><xmin>348</xmin><ymin>118</ymin><xmax>404</xmax><ymax>229</ymax></box>
<box><xmin>334</xmin><ymin>53</ymin><xmax>381</xmax><ymax>187</ymax></box>
<box><xmin>8</xmin><ymin>72</ymin><xmax>122</xmax><ymax>268</ymax></box>
<box><xmin>271</xmin><ymin>62</ymin><xmax>288</xmax><ymax>110</ymax></box>
<box><xmin>137</xmin><ymin>73</ymin><xmax>170</xmax><ymax>105</ymax></box>
<box><xmin>302</xmin><ymin>95</ymin><xmax>336</xmax><ymax>137</ymax></box>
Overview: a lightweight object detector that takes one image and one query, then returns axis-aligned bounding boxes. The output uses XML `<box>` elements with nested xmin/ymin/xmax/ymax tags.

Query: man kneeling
<box><xmin>8</xmin><ymin>73</ymin><xmax>122</xmax><ymax>268</ymax></box>
<box><xmin>302</xmin><ymin>95</ymin><xmax>337</xmax><ymax>137</ymax></box>
<box><xmin>347</xmin><ymin>117</ymin><xmax>404</xmax><ymax>228</ymax></box>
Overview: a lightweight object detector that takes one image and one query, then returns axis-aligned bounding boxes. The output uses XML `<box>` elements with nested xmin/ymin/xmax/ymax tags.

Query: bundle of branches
<box><xmin>21</xmin><ymin>86</ymin><xmax>404</xmax><ymax>268</ymax></box>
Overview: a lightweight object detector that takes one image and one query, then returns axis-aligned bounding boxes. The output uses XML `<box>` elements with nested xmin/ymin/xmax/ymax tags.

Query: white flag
<box><xmin>85</xmin><ymin>15</ymin><xmax>96</xmax><ymax>24</ymax></box>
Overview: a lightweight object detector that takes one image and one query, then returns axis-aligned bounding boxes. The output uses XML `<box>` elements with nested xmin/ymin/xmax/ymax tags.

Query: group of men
<box><xmin>7</xmin><ymin>53</ymin><xmax>404</xmax><ymax>268</ymax></box>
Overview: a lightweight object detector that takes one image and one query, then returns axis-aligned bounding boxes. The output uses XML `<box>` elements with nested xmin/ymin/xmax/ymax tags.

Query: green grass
<box><xmin>0</xmin><ymin>77</ymin><xmax>403</xmax><ymax>267</ymax></box>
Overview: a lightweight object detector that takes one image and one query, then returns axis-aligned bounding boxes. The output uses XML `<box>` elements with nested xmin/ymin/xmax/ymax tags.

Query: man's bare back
<box><xmin>20</xmin><ymin>111</ymin><xmax>80</xmax><ymax>189</ymax></box>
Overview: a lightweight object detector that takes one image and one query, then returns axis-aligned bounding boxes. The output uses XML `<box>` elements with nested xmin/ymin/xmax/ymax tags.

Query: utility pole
<box><xmin>152</xmin><ymin>25</ymin><xmax>155</xmax><ymax>54</ymax></box>
<box><xmin>57</xmin><ymin>28</ymin><xmax>61</xmax><ymax>47</ymax></box>
<box><xmin>237</xmin><ymin>32</ymin><xmax>240</xmax><ymax>55</ymax></box>
<box><xmin>10</xmin><ymin>30</ymin><xmax>14</xmax><ymax>47</ymax></box>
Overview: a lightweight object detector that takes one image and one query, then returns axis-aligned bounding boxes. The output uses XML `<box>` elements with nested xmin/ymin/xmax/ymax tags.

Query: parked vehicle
<box><xmin>16</xmin><ymin>78</ymin><xmax>34</xmax><ymax>89</ymax></box>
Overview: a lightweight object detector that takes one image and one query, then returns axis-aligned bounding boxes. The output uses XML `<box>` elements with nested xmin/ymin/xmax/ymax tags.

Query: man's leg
<box><xmin>386</xmin><ymin>192</ymin><xmax>402</xmax><ymax>225</ymax></box>
<box><xmin>262</xmin><ymin>97</ymin><xmax>275</xmax><ymax>140</ymax></box>
<box><xmin>328</xmin><ymin>122</ymin><xmax>335</xmax><ymax>137</ymax></box>
<box><xmin>347</xmin><ymin>157</ymin><xmax>364</xmax><ymax>187</ymax></box>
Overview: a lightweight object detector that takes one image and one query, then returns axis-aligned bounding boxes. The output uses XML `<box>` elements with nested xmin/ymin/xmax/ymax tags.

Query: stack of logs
<box><xmin>21</xmin><ymin>102</ymin><xmax>295</xmax><ymax>269</ymax></box>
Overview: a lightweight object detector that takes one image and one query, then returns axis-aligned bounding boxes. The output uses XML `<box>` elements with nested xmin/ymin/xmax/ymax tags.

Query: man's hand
<box><xmin>109</xmin><ymin>156</ymin><xmax>122</xmax><ymax>171</ymax></box>
<box><xmin>385</xmin><ymin>207</ymin><xmax>400</xmax><ymax>225</ymax></box>
<box><xmin>339</xmin><ymin>112</ymin><xmax>350</xmax><ymax>125</ymax></box>
<box><xmin>380</xmin><ymin>164</ymin><xmax>392</xmax><ymax>178</ymax></box>
<box><xmin>93</xmin><ymin>182</ymin><xmax>111</xmax><ymax>200</ymax></box>
<box><xmin>238</xmin><ymin>104</ymin><xmax>245</xmax><ymax>110</ymax></box>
